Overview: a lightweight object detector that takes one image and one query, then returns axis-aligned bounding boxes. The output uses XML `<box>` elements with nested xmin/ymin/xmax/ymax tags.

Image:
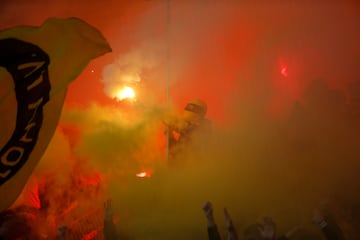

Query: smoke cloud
<box><xmin>2</xmin><ymin>1</ymin><xmax>360</xmax><ymax>239</ymax></box>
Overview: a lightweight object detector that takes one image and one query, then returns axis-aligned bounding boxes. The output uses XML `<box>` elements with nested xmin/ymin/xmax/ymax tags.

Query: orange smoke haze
<box><xmin>2</xmin><ymin>1</ymin><xmax>360</xmax><ymax>239</ymax></box>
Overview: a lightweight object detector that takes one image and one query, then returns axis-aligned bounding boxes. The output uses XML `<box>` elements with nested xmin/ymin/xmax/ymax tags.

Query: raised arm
<box><xmin>202</xmin><ymin>201</ymin><xmax>222</xmax><ymax>240</ymax></box>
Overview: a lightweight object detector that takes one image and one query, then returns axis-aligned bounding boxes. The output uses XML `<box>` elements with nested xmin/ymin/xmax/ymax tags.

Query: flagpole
<box><xmin>165</xmin><ymin>0</ymin><xmax>171</xmax><ymax>164</ymax></box>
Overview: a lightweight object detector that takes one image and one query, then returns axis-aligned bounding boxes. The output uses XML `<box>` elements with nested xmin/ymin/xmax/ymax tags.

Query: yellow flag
<box><xmin>0</xmin><ymin>18</ymin><xmax>111</xmax><ymax>211</ymax></box>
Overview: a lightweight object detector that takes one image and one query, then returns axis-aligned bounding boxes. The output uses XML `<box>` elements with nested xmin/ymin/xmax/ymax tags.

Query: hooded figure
<box><xmin>164</xmin><ymin>99</ymin><xmax>212</xmax><ymax>166</ymax></box>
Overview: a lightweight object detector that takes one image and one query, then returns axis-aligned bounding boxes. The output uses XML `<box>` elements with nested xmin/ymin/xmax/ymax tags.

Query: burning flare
<box><xmin>281</xmin><ymin>65</ymin><xmax>288</xmax><ymax>77</ymax></box>
<box><xmin>115</xmin><ymin>86</ymin><xmax>135</xmax><ymax>101</ymax></box>
<box><xmin>136</xmin><ymin>170</ymin><xmax>152</xmax><ymax>178</ymax></box>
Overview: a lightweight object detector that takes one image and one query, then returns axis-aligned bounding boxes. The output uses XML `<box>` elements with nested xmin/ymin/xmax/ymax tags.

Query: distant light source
<box><xmin>280</xmin><ymin>65</ymin><xmax>288</xmax><ymax>77</ymax></box>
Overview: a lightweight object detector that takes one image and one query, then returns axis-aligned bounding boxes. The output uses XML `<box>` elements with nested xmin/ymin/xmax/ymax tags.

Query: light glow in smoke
<box><xmin>136</xmin><ymin>170</ymin><xmax>152</xmax><ymax>178</ymax></box>
<box><xmin>115</xmin><ymin>86</ymin><xmax>136</xmax><ymax>101</ymax></box>
<box><xmin>280</xmin><ymin>64</ymin><xmax>288</xmax><ymax>77</ymax></box>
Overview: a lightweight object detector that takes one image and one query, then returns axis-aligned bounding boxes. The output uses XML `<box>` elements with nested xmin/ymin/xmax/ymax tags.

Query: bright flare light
<box><xmin>280</xmin><ymin>63</ymin><xmax>288</xmax><ymax>77</ymax></box>
<box><xmin>115</xmin><ymin>86</ymin><xmax>135</xmax><ymax>101</ymax></box>
<box><xmin>281</xmin><ymin>66</ymin><xmax>288</xmax><ymax>77</ymax></box>
<box><xmin>136</xmin><ymin>171</ymin><xmax>151</xmax><ymax>178</ymax></box>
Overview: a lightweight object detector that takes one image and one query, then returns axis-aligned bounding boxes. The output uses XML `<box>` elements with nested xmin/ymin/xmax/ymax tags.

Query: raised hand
<box><xmin>202</xmin><ymin>201</ymin><xmax>213</xmax><ymax>218</ymax></box>
<box><xmin>104</xmin><ymin>199</ymin><xmax>113</xmax><ymax>221</ymax></box>
<box><xmin>258</xmin><ymin>217</ymin><xmax>276</xmax><ymax>240</ymax></box>
<box><xmin>224</xmin><ymin>208</ymin><xmax>233</xmax><ymax>229</ymax></box>
<box><xmin>202</xmin><ymin>201</ymin><xmax>216</xmax><ymax>227</ymax></box>
<box><xmin>224</xmin><ymin>208</ymin><xmax>238</xmax><ymax>240</ymax></box>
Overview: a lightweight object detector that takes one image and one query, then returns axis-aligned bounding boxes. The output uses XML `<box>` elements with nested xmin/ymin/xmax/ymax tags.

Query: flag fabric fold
<box><xmin>0</xmin><ymin>17</ymin><xmax>111</xmax><ymax>211</ymax></box>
